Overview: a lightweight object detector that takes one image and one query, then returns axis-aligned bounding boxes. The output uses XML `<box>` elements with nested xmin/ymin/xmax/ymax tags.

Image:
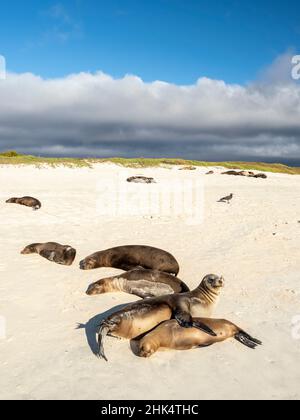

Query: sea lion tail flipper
<box><xmin>235</xmin><ymin>331</ymin><xmax>262</xmax><ymax>349</ymax></box>
<box><xmin>97</xmin><ymin>323</ymin><xmax>109</xmax><ymax>362</ymax></box>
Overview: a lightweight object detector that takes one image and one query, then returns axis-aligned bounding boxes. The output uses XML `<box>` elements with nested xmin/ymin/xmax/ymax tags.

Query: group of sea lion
<box><xmin>222</xmin><ymin>170</ymin><xmax>267</xmax><ymax>179</ymax></box>
<box><xmin>5</xmin><ymin>193</ymin><xmax>262</xmax><ymax>362</ymax></box>
<box><xmin>87</xmin><ymin>250</ymin><xmax>262</xmax><ymax>361</ymax></box>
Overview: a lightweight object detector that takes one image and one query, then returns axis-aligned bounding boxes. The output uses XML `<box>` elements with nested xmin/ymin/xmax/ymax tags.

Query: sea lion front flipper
<box><xmin>39</xmin><ymin>249</ymin><xmax>56</xmax><ymax>262</ymax></box>
<box><xmin>174</xmin><ymin>310</ymin><xmax>216</xmax><ymax>337</ymax></box>
<box><xmin>97</xmin><ymin>323</ymin><xmax>109</xmax><ymax>362</ymax></box>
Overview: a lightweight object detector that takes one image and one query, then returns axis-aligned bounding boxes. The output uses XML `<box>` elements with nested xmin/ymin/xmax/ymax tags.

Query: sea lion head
<box><xmin>20</xmin><ymin>244</ymin><xmax>37</xmax><ymax>255</ymax></box>
<box><xmin>80</xmin><ymin>256</ymin><xmax>98</xmax><ymax>270</ymax></box>
<box><xmin>86</xmin><ymin>280</ymin><xmax>105</xmax><ymax>296</ymax></box>
<box><xmin>6</xmin><ymin>198</ymin><xmax>17</xmax><ymax>203</ymax></box>
<box><xmin>202</xmin><ymin>274</ymin><xmax>225</xmax><ymax>291</ymax></box>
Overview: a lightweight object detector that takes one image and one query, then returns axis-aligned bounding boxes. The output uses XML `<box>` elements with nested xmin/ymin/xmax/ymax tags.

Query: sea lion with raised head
<box><xmin>86</xmin><ymin>268</ymin><xmax>190</xmax><ymax>299</ymax></box>
<box><xmin>137</xmin><ymin>318</ymin><xmax>262</xmax><ymax>358</ymax></box>
<box><xmin>6</xmin><ymin>196</ymin><xmax>41</xmax><ymax>210</ymax></box>
<box><xmin>21</xmin><ymin>242</ymin><xmax>76</xmax><ymax>266</ymax></box>
<box><xmin>97</xmin><ymin>274</ymin><xmax>224</xmax><ymax>361</ymax></box>
<box><xmin>80</xmin><ymin>246</ymin><xmax>180</xmax><ymax>276</ymax></box>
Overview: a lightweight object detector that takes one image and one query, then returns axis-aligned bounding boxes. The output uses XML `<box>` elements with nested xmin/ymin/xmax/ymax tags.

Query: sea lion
<box><xmin>218</xmin><ymin>193</ymin><xmax>233</xmax><ymax>204</ymax></box>
<box><xmin>206</xmin><ymin>170</ymin><xmax>214</xmax><ymax>175</ymax></box>
<box><xmin>21</xmin><ymin>242</ymin><xmax>76</xmax><ymax>266</ymax></box>
<box><xmin>6</xmin><ymin>196</ymin><xmax>41</xmax><ymax>210</ymax></box>
<box><xmin>86</xmin><ymin>268</ymin><xmax>190</xmax><ymax>299</ymax></box>
<box><xmin>179</xmin><ymin>166</ymin><xmax>197</xmax><ymax>171</ymax></box>
<box><xmin>97</xmin><ymin>274</ymin><xmax>224</xmax><ymax>361</ymax></box>
<box><xmin>137</xmin><ymin>318</ymin><xmax>262</xmax><ymax>358</ymax></box>
<box><xmin>80</xmin><ymin>246</ymin><xmax>180</xmax><ymax>276</ymax></box>
<box><xmin>222</xmin><ymin>170</ymin><xmax>241</xmax><ymax>176</ymax></box>
<box><xmin>127</xmin><ymin>176</ymin><xmax>156</xmax><ymax>184</ymax></box>
<box><xmin>254</xmin><ymin>173</ymin><xmax>267</xmax><ymax>179</ymax></box>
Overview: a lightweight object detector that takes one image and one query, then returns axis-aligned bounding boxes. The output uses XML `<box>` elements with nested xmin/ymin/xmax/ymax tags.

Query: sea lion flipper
<box><xmin>235</xmin><ymin>331</ymin><xmax>262</xmax><ymax>349</ymax></box>
<box><xmin>174</xmin><ymin>310</ymin><xmax>193</xmax><ymax>328</ymax></box>
<box><xmin>39</xmin><ymin>249</ymin><xmax>55</xmax><ymax>261</ymax></box>
<box><xmin>174</xmin><ymin>310</ymin><xmax>217</xmax><ymax>337</ymax></box>
<box><xmin>97</xmin><ymin>323</ymin><xmax>109</xmax><ymax>362</ymax></box>
<box><xmin>192</xmin><ymin>320</ymin><xmax>217</xmax><ymax>337</ymax></box>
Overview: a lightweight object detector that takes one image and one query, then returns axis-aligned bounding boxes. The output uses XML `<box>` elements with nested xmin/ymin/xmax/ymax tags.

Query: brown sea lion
<box><xmin>80</xmin><ymin>246</ymin><xmax>180</xmax><ymax>276</ymax></box>
<box><xmin>6</xmin><ymin>196</ymin><xmax>41</xmax><ymax>210</ymax></box>
<box><xmin>222</xmin><ymin>170</ymin><xmax>241</xmax><ymax>176</ymax></box>
<box><xmin>86</xmin><ymin>268</ymin><xmax>190</xmax><ymax>299</ymax></box>
<box><xmin>137</xmin><ymin>318</ymin><xmax>262</xmax><ymax>358</ymax></box>
<box><xmin>21</xmin><ymin>242</ymin><xmax>76</xmax><ymax>266</ymax></box>
<box><xmin>254</xmin><ymin>173</ymin><xmax>267</xmax><ymax>179</ymax></box>
<box><xmin>179</xmin><ymin>166</ymin><xmax>197</xmax><ymax>171</ymax></box>
<box><xmin>127</xmin><ymin>176</ymin><xmax>156</xmax><ymax>184</ymax></box>
<box><xmin>97</xmin><ymin>274</ymin><xmax>224</xmax><ymax>361</ymax></box>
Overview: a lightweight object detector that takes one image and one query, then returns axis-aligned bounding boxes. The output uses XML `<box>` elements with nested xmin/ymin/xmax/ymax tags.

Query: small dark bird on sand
<box><xmin>218</xmin><ymin>193</ymin><xmax>233</xmax><ymax>204</ymax></box>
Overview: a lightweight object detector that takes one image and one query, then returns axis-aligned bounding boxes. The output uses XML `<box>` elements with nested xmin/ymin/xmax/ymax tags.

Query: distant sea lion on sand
<box><xmin>179</xmin><ymin>166</ymin><xmax>197</xmax><ymax>171</ymax></box>
<box><xmin>86</xmin><ymin>268</ymin><xmax>190</xmax><ymax>299</ymax></box>
<box><xmin>137</xmin><ymin>318</ymin><xmax>262</xmax><ymax>358</ymax></box>
<box><xmin>206</xmin><ymin>170</ymin><xmax>214</xmax><ymax>175</ymax></box>
<box><xmin>97</xmin><ymin>274</ymin><xmax>224</xmax><ymax>361</ymax></box>
<box><xmin>80</xmin><ymin>246</ymin><xmax>180</xmax><ymax>276</ymax></box>
<box><xmin>127</xmin><ymin>176</ymin><xmax>156</xmax><ymax>184</ymax></box>
<box><xmin>21</xmin><ymin>242</ymin><xmax>76</xmax><ymax>266</ymax></box>
<box><xmin>254</xmin><ymin>173</ymin><xmax>267</xmax><ymax>179</ymax></box>
<box><xmin>6</xmin><ymin>196</ymin><xmax>41</xmax><ymax>210</ymax></box>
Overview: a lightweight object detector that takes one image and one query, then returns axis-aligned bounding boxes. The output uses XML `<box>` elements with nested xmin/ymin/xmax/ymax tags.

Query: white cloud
<box><xmin>0</xmin><ymin>69</ymin><xmax>299</xmax><ymax>162</ymax></box>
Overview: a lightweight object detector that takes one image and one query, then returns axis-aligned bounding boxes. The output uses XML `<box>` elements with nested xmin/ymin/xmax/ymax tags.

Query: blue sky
<box><xmin>1</xmin><ymin>0</ymin><xmax>300</xmax><ymax>84</ymax></box>
<box><xmin>0</xmin><ymin>1</ymin><xmax>300</xmax><ymax>163</ymax></box>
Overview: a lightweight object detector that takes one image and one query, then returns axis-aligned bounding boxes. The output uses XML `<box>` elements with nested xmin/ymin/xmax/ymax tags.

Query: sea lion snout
<box><xmin>216</xmin><ymin>276</ymin><xmax>225</xmax><ymax>288</ymax></box>
<box><xmin>20</xmin><ymin>246</ymin><xmax>32</xmax><ymax>255</ymax></box>
<box><xmin>80</xmin><ymin>258</ymin><xmax>97</xmax><ymax>270</ymax></box>
<box><xmin>86</xmin><ymin>281</ymin><xmax>105</xmax><ymax>295</ymax></box>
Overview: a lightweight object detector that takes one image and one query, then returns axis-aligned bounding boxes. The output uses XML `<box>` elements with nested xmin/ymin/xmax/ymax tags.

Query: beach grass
<box><xmin>0</xmin><ymin>151</ymin><xmax>299</xmax><ymax>174</ymax></box>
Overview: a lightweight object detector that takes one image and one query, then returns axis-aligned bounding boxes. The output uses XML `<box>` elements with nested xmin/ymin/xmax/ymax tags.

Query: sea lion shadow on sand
<box><xmin>76</xmin><ymin>303</ymin><xmax>130</xmax><ymax>356</ymax></box>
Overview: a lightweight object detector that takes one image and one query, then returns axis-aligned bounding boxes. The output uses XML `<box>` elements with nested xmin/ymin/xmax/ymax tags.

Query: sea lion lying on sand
<box><xmin>97</xmin><ymin>274</ymin><xmax>224</xmax><ymax>361</ymax></box>
<box><xmin>86</xmin><ymin>268</ymin><xmax>190</xmax><ymax>299</ymax></box>
<box><xmin>137</xmin><ymin>318</ymin><xmax>262</xmax><ymax>358</ymax></box>
<box><xmin>21</xmin><ymin>242</ymin><xmax>76</xmax><ymax>266</ymax></box>
<box><xmin>80</xmin><ymin>246</ymin><xmax>180</xmax><ymax>276</ymax></box>
<box><xmin>127</xmin><ymin>176</ymin><xmax>156</xmax><ymax>184</ymax></box>
<box><xmin>6</xmin><ymin>196</ymin><xmax>41</xmax><ymax>210</ymax></box>
<box><xmin>179</xmin><ymin>166</ymin><xmax>197</xmax><ymax>171</ymax></box>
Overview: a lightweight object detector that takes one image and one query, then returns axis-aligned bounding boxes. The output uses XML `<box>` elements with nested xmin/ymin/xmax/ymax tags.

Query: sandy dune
<box><xmin>0</xmin><ymin>163</ymin><xmax>299</xmax><ymax>400</ymax></box>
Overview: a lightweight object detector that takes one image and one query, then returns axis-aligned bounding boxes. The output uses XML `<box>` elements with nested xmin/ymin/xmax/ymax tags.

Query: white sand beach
<box><xmin>0</xmin><ymin>163</ymin><xmax>299</xmax><ymax>400</ymax></box>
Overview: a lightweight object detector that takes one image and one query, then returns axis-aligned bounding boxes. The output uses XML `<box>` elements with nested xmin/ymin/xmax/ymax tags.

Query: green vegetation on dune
<box><xmin>0</xmin><ymin>151</ymin><xmax>299</xmax><ymax>174</ymax></box>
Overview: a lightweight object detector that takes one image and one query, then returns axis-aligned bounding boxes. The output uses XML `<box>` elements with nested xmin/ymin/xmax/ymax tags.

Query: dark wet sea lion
<box><xmin>80</xmin><ymin>246</ymin><xmax>180</xmax><ymax>276</ymax></box>
<box><xmin>6</xmin><ymin>196</ymin><xmax>41</xmax><ymax>210</ymax></box>
<box><xmin>127</xmin><ymin>176</ymin><xmax>156</xmax><ymax>184</ymax></box>
<box><xmin>137</xmin><ymin>318</ymin><xmax>262</xmax><ymax>358</ymax></box>
<box><xmin>222</xmin><ymin>170</ymin><xmax>241</xmax><ymax>176</ymax></box>
<box><xmin>97</xmin><ymin>274</ymin><xmax>224</xmax><ymax>361</ymax></box>
<box><xmin>86</xmin><ymin>268</ymin><xmax>190</xmax><ymax>299</ymax></box>
<box><xmin>21</xmin><ymin>242</ymin><xmax>76</xmax><ymax>266</ymax></box>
